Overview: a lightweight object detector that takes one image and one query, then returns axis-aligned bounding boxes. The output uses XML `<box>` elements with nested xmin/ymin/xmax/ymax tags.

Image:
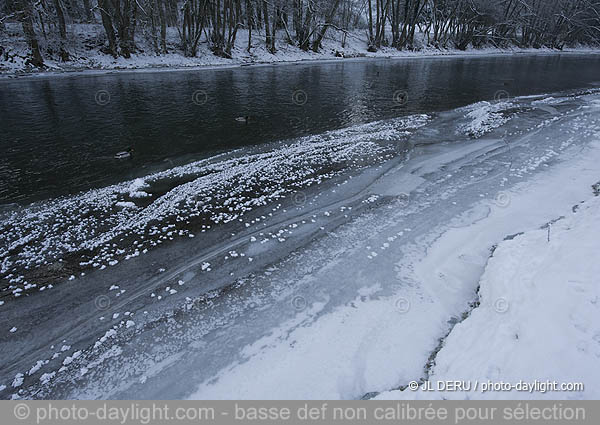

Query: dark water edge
<box><xmin>1</xmin><ymin>53</ymin><xmax>600</xmax><ymax>205</ymax></box>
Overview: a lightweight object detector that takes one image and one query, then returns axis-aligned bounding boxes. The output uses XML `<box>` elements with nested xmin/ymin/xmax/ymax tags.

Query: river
<box><xmin>1</xmin><ymin>53</ymin><xmax>600</xmax><ymax>399</ymax></box>
<box><xmin>1</xmin><ymin>54</ymin><xmax>600</xmax><ymax>204</ymax></box>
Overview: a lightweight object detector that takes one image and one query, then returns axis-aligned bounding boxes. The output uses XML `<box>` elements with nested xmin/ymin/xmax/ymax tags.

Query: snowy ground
<box><xmin>1</xmin><ymin>86</ymin><xmax>600</xmax><ymax>400</ymax></box>
<box><xmin>187</xmin><ymin>113</ymin><xmax>600</xmax><ymax>400</ymax></box>
<box><xmin>377</xmin><ymin>192</ymin><xmax>600</xmax><ymax>400</ymax></box>
<box><xmin>2</xmin><ymin>23</ymin><xmax>600</xmax><ymax>76</ymax></box>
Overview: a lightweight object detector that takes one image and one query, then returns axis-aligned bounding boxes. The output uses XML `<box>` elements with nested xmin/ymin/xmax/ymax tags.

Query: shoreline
<box><xmin>2</xmin><ymin>87</ymin><xmax>599</xmax><ymax>399</ymax></box>
<box><xmin>2</xmin><ymin>46</ymin><xmax>600</xmax><ymax>81</ymax></box>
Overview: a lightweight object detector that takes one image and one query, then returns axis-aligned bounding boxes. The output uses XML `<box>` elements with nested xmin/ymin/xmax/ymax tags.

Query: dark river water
<box><xmin>1</xmin><ymin>53</ymin><xmax>600</xmax><ymax>204</ymax></box>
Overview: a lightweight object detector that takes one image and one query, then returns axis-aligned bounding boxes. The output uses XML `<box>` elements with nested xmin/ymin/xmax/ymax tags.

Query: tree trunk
<box><xmin>98</xmin><ymin>0</ymin><xmax>117</xmax><ymax>57</ymax></box>
<box><xmin>19</xmin><ymin>0</ymin><xmax>44</xmax><ymax>67</ymax></box>
<box><xmin>367</xmin><ymin>0</ymin><xmax>376</xmax><ymax>50</ymax></box>
<box><xmin>53</xmin><ymin>0</ymin><xmax>69</xmax><ymax>61</ymax></box>
<box><xmin>117</xmin><ymin>0</ymin><xmax>133</xmax><ymax>58</ymax></box>
<box><xmin>263</xmin><ymin>0</ymin><xmax>275</xmax><ymax>53</ymax></box>
<box><xmin>298</xmin><ymin>2</ymin><xmax>312</xmax><ymax>50</ymax></box>
<box><xmin>312</xmin><ymin>0</ymin><xmax>342</xmax><ymax>52</ymax></box>
<box><xmin>157</xmin><ymin>0</ymin><xmax>167</xmax><ymax>53</ymax></box>
<box><xmin>247</xmin><ymin>0</ymin><xmax>253</xmax><ymax>51</ymax></box>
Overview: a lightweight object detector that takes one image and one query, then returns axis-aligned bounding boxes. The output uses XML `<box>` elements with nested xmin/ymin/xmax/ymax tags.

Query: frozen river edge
<box><xmin>378</xmin><ymin>170</ymin><xmax>600</xmax><ymax>400</ymax></box>
<box><xmin>2</xmin><ymin>89</ymin><xmax>600</xmax><ymax>399</ymax></box>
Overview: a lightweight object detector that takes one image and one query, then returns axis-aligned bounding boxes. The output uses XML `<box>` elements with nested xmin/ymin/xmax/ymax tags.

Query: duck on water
<box><xmin>115</xmin><ymin>147</ymin><xmax>134</xmax><ymax>159</ymax></box>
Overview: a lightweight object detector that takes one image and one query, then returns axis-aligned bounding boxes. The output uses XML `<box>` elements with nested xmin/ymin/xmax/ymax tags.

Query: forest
<box><xmin>1</xmin><ymin>0</ymin><xmax>600</xmax><ymax>68</ymax></box>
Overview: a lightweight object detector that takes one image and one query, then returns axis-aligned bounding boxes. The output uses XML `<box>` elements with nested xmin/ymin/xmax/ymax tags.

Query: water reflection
<box><xmin>0</xmin><ymin>54</ymin><xmax>599</xmax><ymax>204</ymax></box>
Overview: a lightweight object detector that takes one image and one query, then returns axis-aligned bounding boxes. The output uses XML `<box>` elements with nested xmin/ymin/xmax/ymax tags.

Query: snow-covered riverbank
<box><xmin>378</xmin><ymin>187</ymin><xmax>600</xmax><ymax>400</ymax></box>
<box><xmin>2</xmin><ymin>85</ymin><xmax>600</xmax><ymax>400</ymax></box>
<box><xmin>187</xmin><ymin>125</ymin><xmax>600</xmax><ymax>401</ymax></box>
<box><xmin>2</xmin><ymin>24</ymin><xmax>600</xmax><ymax>78</ymax></box>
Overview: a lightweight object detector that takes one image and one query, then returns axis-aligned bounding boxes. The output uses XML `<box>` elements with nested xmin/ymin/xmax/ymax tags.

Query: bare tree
<box><xmin>312</xmin><ymin>0</ymin><xmax>342</xmax><ymax>51</ymax></box>
<box><xmin>53</xmin><ymin>0</ymin><xmax>69</xmax><ymax>60</ymax></box>
<box><xmin>98</xmin><ymin>0</ymin><xmax>118</xmax><ymax>56</ymax></box>
<box><xmin>4</xmin><ymin>0</ymin><xmax>597</xmax><ymax>63</ymax></box>
<box><xmin>18</xmin><ymin>0</ymin><xmax>44</xmax><ymax>67</ymax></box>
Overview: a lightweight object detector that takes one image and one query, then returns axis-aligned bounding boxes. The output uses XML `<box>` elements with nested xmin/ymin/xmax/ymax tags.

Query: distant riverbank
<box><xmin>2</xmin><ymin>24</ymin><xmax>600</xmax><ymax>79</ymax></box>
